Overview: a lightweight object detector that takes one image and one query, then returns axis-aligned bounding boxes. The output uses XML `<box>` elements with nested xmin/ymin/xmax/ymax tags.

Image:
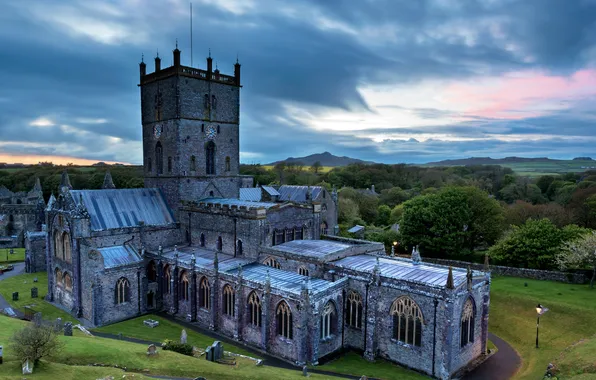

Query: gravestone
<box><xmin>12</xmin><ymin>292</ymin><xmax>18</xmax><ymax>301</ymax></box>
<box><xmin>22</xmin><ymin>359</ymin><xmax>33</xmax><ymax>374</ymax></box>
<box><xmin>180</xmin><ymin>329</ymin><xmax>187</xmax><ymax>344</ymax></box>
<box><xmin>213</xmin><ymin>341</ymin><xmax>223</xmax><ymax>361</ymax></box>
<box><xmin>302</xmin><ymin>365</ymin><xmax>308</xmax><ymax>377</ymax></box>
<box><xmin>117</xmin><ymin>332</ymin><xmax>123</xmax><ymax>340</ymax></box>
<box><xmin>31</xmin><ymin>287</ymin><xmax>38</xmax><ymax>298</ymax></box>
<box><xmin>33</xmin><ymin>277</ymin><xmax>38</xmax><ymax>283</ymax></box>
<box><xmin>64</xmin><ymin>322</ymin><xmax>73</xmax><ymax>336</ymax></box>
<box><xmin>186</xmin><ymin>313</ymin><xmax>192</xmax><ymax>322</ymax></box>
<box><xmin>33</xmin><ymin>312</ymin><xmax>42</xmax><ymax>326</ymax></box>
<box><xmin>146</xmin><ymin>344</ymin><xmax>157</xmax><ymax>356</ymax></box>
<box><xmin>143</xmin><ymin>319</ymin><xmax>159</xmax><ymax>328</ymax></box>
<box><xmin>54</xmin><ymin>318</ymin><xmax>63</xmax><ymax>333</ymax></box>
<box><xmin>205</xmin><ymin>346</ymin><xmax>213</xmax><ymax>361</ymax></box>
<box><xmin>0</xmin><ymin>345</ymin><xmax>3</xmax><ymax>364</ymax></box>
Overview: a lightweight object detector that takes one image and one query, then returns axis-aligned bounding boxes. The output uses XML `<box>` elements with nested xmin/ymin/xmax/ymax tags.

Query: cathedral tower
<box><xmin>139</xmin><ymin>45</ymin><xmax>243</xmax><ymax>211</ymax></box>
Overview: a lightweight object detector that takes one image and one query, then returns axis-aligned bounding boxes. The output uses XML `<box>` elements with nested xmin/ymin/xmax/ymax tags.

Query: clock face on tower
<box><xmin>206</xmin><ymin>125</ymin><xmax>217</xmax><ymax>140</ymax></box>
<box><xmin>153</xmin><ymin>124</ymin><xmax>163</xmax><ymax>138</ymax></box>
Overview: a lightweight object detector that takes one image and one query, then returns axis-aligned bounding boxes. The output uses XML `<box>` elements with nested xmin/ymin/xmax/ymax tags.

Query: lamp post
<box><xmin>535</xmin><ymin>303</ymin><xmax>549</xmax><ymax>348</ymax></box>
<box><xmin>391</xmin><ymin>241</ymin><xmax>397</xmax><ymax>256</ymax></box>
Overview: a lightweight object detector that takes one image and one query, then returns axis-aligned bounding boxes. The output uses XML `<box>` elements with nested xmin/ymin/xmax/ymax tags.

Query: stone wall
<box><xmin>25</xmin><ymin>231</ymin><xmax>46</xmax><ymax>273</ymax></box>
<box><xmin>422</xmin><ymin>258</ymin><xmax>586</xmax><ymax>284</ymax></box>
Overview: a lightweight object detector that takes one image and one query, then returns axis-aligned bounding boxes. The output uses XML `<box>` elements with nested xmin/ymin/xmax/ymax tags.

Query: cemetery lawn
<box><xmin>93</xmin><ymin>314</ymin><xmax>260</xmax><ymax>358</ymax></box>
<box><xmin>0</xmin><ymin>315</ymin><xmax>335</xmax><ymax>380</ymax></box>
<box><xmin>0</xmin><ymin>247</ymin><xmax>25</xmax><ymax>263</ymax></box>
<box><xmin>489</xmin><ymin>276</ymin><xmax>596</xmax><ymax>380</ymax></box>
<box><xmin>0</xmin><ymin>271</ymin><xmax>78</xmax><ymax>323</ymax></box>
<box><xmin>317</xmin><ymin>351</ymin><xmax>427</xmax><ymax>380</ymax></box>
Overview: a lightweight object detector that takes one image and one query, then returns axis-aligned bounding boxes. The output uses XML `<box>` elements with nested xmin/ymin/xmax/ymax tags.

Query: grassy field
<box><xmin>0</xmin><ymin>247</ymin><xmax>25</xmax><ymax>264</ymax></box>
<box><xmin>490</xmin><ymin>276</ymin><xmax>596</xmax><ymax>379</ymax></box>
<box><xmin>262</xmin><ymin>165</ymin><xmax>335</xmax><ymax>174</ymax></box>
<box><xmin>0</xmin><ymin>271</ymin><xmax>78</xmax><ymax>323</ymax></box>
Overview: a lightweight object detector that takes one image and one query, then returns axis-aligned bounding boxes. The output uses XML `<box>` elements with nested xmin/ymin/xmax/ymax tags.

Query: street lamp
<box><xmin>391</xmin><ymin>241</ymin><xmax>397</xmax><ymax>256</ymax></box>
<box><xmin>535</xmin><ymin>304</ymin><xmax>549</xmax><ymax>348</ymax></box>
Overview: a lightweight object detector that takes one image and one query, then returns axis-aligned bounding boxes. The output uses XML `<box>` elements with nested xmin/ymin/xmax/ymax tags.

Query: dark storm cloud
<box><xmin>0</xmin><ymin>0</ymin><xmax>595</xmax><ymax>164</ymax></box>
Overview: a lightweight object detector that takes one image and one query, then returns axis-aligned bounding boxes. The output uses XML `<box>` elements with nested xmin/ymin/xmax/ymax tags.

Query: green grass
<box><xmin>93</xmin><ymin>314</ymin><xmax>259</xmax><ymax>358</ymax></box>
<box><xmin>489</xmin><ymin>276</ymin><xmax>596</xmax><ymax>380</ymax></box>
<box><xmin>317</xmin><ymin>351</ymin><xmax>426</xmax><ymax>380</ymax></box>
<box><xmin>0</xmin><ymin>315</ymin><xmax>334</xmax><ymax>380</ymax></box>
<box><xmin>0</xmin><ymin>247</ymin><xmax>25</xmax><ymax>263</ymax></box>
<box><xmin>0</xmin><ymin>271</ymin><xmax>78</xmax><ymax>323</ymax></box>
<box><xmin>555</xmin><ymin>335</ymin><xmax>596</xmax><ymax>379</ymax></box>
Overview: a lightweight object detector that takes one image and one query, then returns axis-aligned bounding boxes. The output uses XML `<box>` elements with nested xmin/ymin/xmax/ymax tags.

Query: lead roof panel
<box><xmin>99</xmin><ymin>245</ymin><xmax>143</xmax><ymax>269</ymax></box>
<box><xmin>270</xmin><ymin>239</ymin><xmax>351</xmax><ymax>257</ymax></box>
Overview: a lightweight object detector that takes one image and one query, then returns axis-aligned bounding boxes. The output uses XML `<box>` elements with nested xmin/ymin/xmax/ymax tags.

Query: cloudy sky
<box><xmin>2</xmin><ymin>0</ymin><xmax>596</xmax><ymax>165</ymax></box>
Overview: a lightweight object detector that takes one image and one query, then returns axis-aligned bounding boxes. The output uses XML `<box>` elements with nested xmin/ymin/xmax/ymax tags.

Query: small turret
<box><xmin>234</xmin><ymin>57</ymin><xmax>241</xmax><ymax>85</ymax></box>
<box><xmin>446</xmin><ymin>266</ymin><xmax>455</xmax><ymax>289</ymax></box>
<box><xmin>59</xmin><ymin>170</ymin><xmax>72</xmax><ymax>192</ymax></box>
<box><xmin>155</xmin><ymin>51</ymin><xmax>161</xmax><ymax>72</ymax></box>
<box><xmin>32</xmin><ymin>177</ymin><xmax>42</xmax><ymax>193</ymax></box>
<box><xmin>207</xmin><ymin>49</ymin><xmax>213</xmax><ymax>75</ymax></box>
<box><xmin>102</xmin><ymin>171</ymin><xmax>116</xmax><ymax>189</ymax></box>
<box><xmin>140</xmin><ymin>55</ymin><xmax>146</xmax><ymax>77</ymax></box>
<box><xmin>173</xmin><ymin>40</ymin><xmax>181</xmax><ymax>67</ymax></box>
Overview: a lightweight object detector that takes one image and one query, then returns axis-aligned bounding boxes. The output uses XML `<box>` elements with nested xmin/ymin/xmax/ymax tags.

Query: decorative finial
<box><xmin>141</xmin><ymin>53</ymin><xmax>144</xmax><ymax>63</ymax></box>
<box><xmin>467</xmin><ymin>266</ymin><xmax>473</xmax><ymax>290</ymax></box>
<box><xmin>236</xmin><ymin>53</ymin><xmax>239</xmax><ymax>64</ymax></box>
<box><xmin>208</xmin><ymin>48</ymin><xmax>211</xmax><ymax>58</ymax></box>
<box><xmin>237</xmin><ymin>263</ymin><xmax>243</xmax><ymax>278</ymax></box>
<box><xmin>446</xmin><ymin>266</ymin><xmax>455</xmax><ymax>289</ymax></box>
<box><xmin>176</xmin><ymin>38</ymin><xmax>178</xmax><ymax>49</ymax></box>
<box><xmin>156</xmin><ymin>49</ymin><xmax>159</xmax><ymax>58</ymax></box>
<box><xmin>215</xmin><ymin>62</ymin><xmax>218</xmax><ymax>70</ymax></box>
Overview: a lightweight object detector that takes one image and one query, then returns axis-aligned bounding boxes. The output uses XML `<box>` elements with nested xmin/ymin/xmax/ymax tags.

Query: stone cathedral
<box><xmin>41</xmin><ymin>45</ymin><xmax>491</xmax><ymax>379</ymax></box>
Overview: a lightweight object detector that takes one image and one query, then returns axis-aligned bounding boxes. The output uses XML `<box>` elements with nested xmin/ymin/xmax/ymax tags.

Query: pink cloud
<box><xmin>445</xmin><ymin>69</ymin><xmax>596</xmax><ymax>119</ymax></box>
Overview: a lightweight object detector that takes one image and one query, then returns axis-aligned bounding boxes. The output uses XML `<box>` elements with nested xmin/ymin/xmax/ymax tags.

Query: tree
<box><xmin>489</xmin><ymin>218</ymin><xmax>589</xmax><ymax>270</ymax></box>
<box><xmin>557</xmin><ymin>231</ymin><xmax>596</xmax><ymax>288</ymax></box>
<box><xmin>9</xmin><ymin>324</ymin><xmax>64</xmax><ymax>364</ymax></box>
<box><xmin>310</xmin><ymin>161</ymin><xmax>322</xmax><ymax>174</ymax></box>
<box><xmin>338</xmin><ymin>197</ymin><xmax>359</xmax><ymax>225</ymax></box>
<box><xmin>376</xmin><ymin>205</ymin><xmax>392</xmax><ymax>226</ymax></box>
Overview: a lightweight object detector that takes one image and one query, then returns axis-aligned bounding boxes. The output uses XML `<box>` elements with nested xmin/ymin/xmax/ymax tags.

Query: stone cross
<box><xmin>31</xmin><ymin>287</ymin><xmax>38</xmax><ymax>298</ymax></box>
<box><xmin>33</xmin><ymin>312</ymin><xmax>42</xmax><ymax>326</ymax></box>
<box><xmin>180</xmin><ymin>329</ymin><xmax>187</xmax><ymax>344</ymax></box>
<box><xmin>64</xmin><ymin>322</ymin><xmax>73</xmax><ymax>336</ymax></box>
<box><xmin>146</xmin><ymin>344</ymin><xmax>157</xmax><ymax>356</ymax></box>
<box><xmin>12</xmin><ymin>292</ymin><xmax>18</xmax><ymax>301</ymax></box>
<box><xmin>54</xmin><ymin>318</ymin><xmax>63</xmax><ymax>333</ymax></box>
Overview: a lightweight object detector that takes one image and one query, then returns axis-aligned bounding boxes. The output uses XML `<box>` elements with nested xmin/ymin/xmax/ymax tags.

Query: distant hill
<box><xmin>425</xmin><ymin>156</ymin><xmax>578</xmax><ymax>166</ymax></box>
<box><xmin>267</xmin><ymin>152</ymin><xmax>377</xmax><ymax>167</ymax></box>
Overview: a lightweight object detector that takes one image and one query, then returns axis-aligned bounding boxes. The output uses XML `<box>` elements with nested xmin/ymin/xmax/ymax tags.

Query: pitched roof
<box><xmin>98</xmin><ymin>245</ymin><xmax>143</xmax><ymax>269</ymax></box>
<box><xmin>199</xmin><ymin>198</ymin><xmax>278</xmax><ymax>209</ymax></box>
<box><xmin>262</xmin><ymin>186</ymin><xmax>280</xmax><ymax>196</ymax></box>
<box><xmin>71</xmin><ymin>188</ymin><xmax>175</xmax><ymax>230</ymax></box>
<box><xmin>239</xmin><ymin>188</ymin><xmax>262</xmax><ymax>202</ymax></box>
<box><xmin>277</xmin><ymin>185</ymin><xmax>322</xmax><ymax>202</ymax></box>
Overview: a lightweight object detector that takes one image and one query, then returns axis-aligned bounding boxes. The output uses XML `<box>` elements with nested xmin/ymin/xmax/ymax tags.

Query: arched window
<box><xmin>217</xmin><ymin>236</ymin><xmax>223</xmax><ymax>251</ymax></box>
<box><xmin>212</xmin><ymin>95</ymin><xmax>217</xmax><ymax>110</ymax></box>
<box><xmin>460</xmin><ymin>298</ymin><xmax>475</xmax><ymax>347</ymax></box>
<box><xmin>298</xmin><ymin>266</ymin><xmax>309</xmax><ymax>276</ymax></box>
<box><xmin>237</xmin><ymin>240</ymin><xmax>243</xmax><ymax>256</ymax></box>
<box><xmin>206</xmin><ymin>141</ymin><xmax>216</xmax><ymax>175</ymax></box>
<box><xmin>168</xmin><ymin>156</ymin><xmax>172</xmax><ymax>172</ymax></box>
<box><xmin>225</xmin><ymin>156</ymin><xmax>231</xmax><ymax>171</ymax></box>
<box><xmin>190</xmin><ymin>155</ymin><xmax>196</xmax><ymax>171</ymax></box>
<box><xmin>155</xmin><ymin>142</ymin><xmax>163</xmax><ymax>175</ymax></box>
<box><xmin>391</xmin><ymin>297</ymin><xmax>423</xmax><ymax>347</ymax></box>
<box><xmin>321</xmin><ymin>221</ymin><xmax>329</xmax><ymax>235</ymax></box>
<box><xmin>294</xmin><ymin>227</ymin><xmax>303</xmax><ymax>240</ymax></box>
<box><xmin>346</xmin><ymin>290</ymin><xmax>363</xmax><ymax>329</ymax></box>
<box><xmin>276</xmin><ymin>301</ymin><xmax>293</xmax><ymax>339</ymax></box>
<box><xmin>63</xmin><ymin>272</ymin><xmax>72</xmax><ymax>291</ymax></box>
<box><xmin>147</xmin><ymin>260</ymin><xmax>157</xmax><ymax>282</ymax></box>
<box><xmin>263</xmin><ymin>257</ymin><xmax>281</xmax><ymax>269</ymax></box>
<box><xmin>54</xmin><ymin>232</ymin><xmax>62</xmax><ymax>258</ymax></box>
<box><xmin>320</xmin><ymin>301</ymin><xmax>337</xmax><ymax>339</ymax></box>
<box><xmin>199</xmin><ymin>277</ymin><xmax>210</xmax><ymax>309</ymax></box>
<box><xmin>163</xmin><ymin>264</ymin><xmax>171</xmax><ymax>294</ymax></box>
<box><xmin>223</xmin><ymin>284</ymin><xmax>235</xmax><ymax>317</ymax></box>
<box><xmin>55</xmin><ymin>268</ymin><xmax>62</xmax><ymax>285</ymax></box>
<box><xmin>115</xmin><ymin>277</ymin><xmax>129</xmax><ymax>304</ymax></box>
<box><xmin>200</xmin><ymin>233</ymin><xmax>205</xmax><ymax>247</ymax></box>
<box><xmin>62</xmin><ymin>232</ymin><xmax>71</xmax><ymax>262</ymax></box>
<box><xmin>180</xmin><ymin>271</ymin><xmax>190</xmax><ymax>301</ymax></box>
<box><xmin>286</xmin><ymin>228</ymin><xmax>294</xmax><ymax>242</ymax></box>
<box><xmin>248</xmin><ymin>291</ymin><xmax>262</xmax><ymax>327</ymax></box>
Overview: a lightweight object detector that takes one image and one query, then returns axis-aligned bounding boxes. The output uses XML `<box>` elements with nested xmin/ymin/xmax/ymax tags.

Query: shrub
<box><xmin>161</xmin><ymin>339</ymin><xmax>194</xmax><ymax>356</ymax></box>
<box><xmin>9</xmin><ymin>324</ymin><xmax>64</xmax><ymax>364</ymax></box>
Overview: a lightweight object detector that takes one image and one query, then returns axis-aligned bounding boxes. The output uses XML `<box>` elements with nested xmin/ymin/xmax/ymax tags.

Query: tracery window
<box><xmin>63</xmin><ymin>272</ymin><xmax>72</xmax><ymax>291</ymax></box>
<box><xmin>276</xmin><ymin>301</ymin><xmax>293</xmax><ymax>339</ymax></box>
<box><xmin>320</xmin><ymin>301</ymin><xmax>337</xmax><ymax>340</ymax></box>
<box><xmin>263</xmin><ymin>257</ymin><xmax>281</xmax><ymax>269</ymax></box>
<box><xmin>298</xmin><ymin>266</ymin><xmax>309</xmax><ymax>276</ymax></box>
<box><xmin>346</xmin><ymin>290</ymin><xmax>363</xmax><ymax>329</ymax></box>
<box><xmin>460</xmin><ymin>298</ymin><xmax>475</xmax><ymax>347</ymax></box>
<box><xmin>115</xmin><ymin>277</ymin><xmax>130</xmax><ymax>304</ymax></box>
<box><xmin>199</xmin><ymin>277</ymin><xmax>210</xmax><ymax>309</ymax></box>
<box><xmin>223</xmin><ymin>284</ymin><xmax>235</xmax><ymax>317</ymax></box>
<box><xmin>391</xmin><ymin>296</ymin><xmax>423</xmax><ymax>347</ymax></box>
<box><xmin>180</xmin><ymin>271</ymin><xmax>190</xmax><ymax>301</ymax></box>
<box><xmin>163</xmin><ymin>264</ymin><xmax>171</xmax><ymax>294</ymax></box>
<box><xmin>248</xmin><ymin>291</ymin><xmax>262</xmax><ymax>327</ymax></box>
<box><xmin>147</xmin><ymin>260</ymin><xmax>157</xmax><ymax>282</ymax></box>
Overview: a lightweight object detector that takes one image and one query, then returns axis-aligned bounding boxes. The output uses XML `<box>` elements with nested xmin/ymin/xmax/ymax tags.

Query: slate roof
<box><xmin>71</xmin><ymin>189</ymin><xmax>175</xmax><ymax>231</ymax></box>
<box><xmin>333</xmin><ymin>255</ymin><xmax>469</xmax><ymax>288</ymax></box>
<box><xmin>262</xmin><ymin>186</ymin><xmax>280</xmax><ymax>196</ymax></box>
<box><xmin>199</xmin><ymin>198</ymin><xmax>278</xmax><ymax>209</ymax></box>
<box><xmin>227</xmin><ymin>263</ymin><xmax>338</xmax><ymax>296</ymax></box>
<box><xmin>160</xmin><ymin>246</ymin><xmax>251</xmax><ymax>272</ymax></box>
<box><xmin>239</xmin><ymin>188</ymin><xmax>261</xmax><ymax>202</ymax></box>
<box><xmin>99</xmin><ymin>245</ymin><xmax>143</xmax><ymax>269</ymax></box>
<box><xmin>348</xmin><ymin>225</ymin><xmax>365</xmax><ymax>233</ymax></box>
<box><xmin>277</xmin><ymin>186</ymin><xmax>323</xmax><ymax>202</ymax></box>
<box><xmin>270</xmin><ymin>239</ymin><xmax>351</xmax><ymax>258</ymax></box>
